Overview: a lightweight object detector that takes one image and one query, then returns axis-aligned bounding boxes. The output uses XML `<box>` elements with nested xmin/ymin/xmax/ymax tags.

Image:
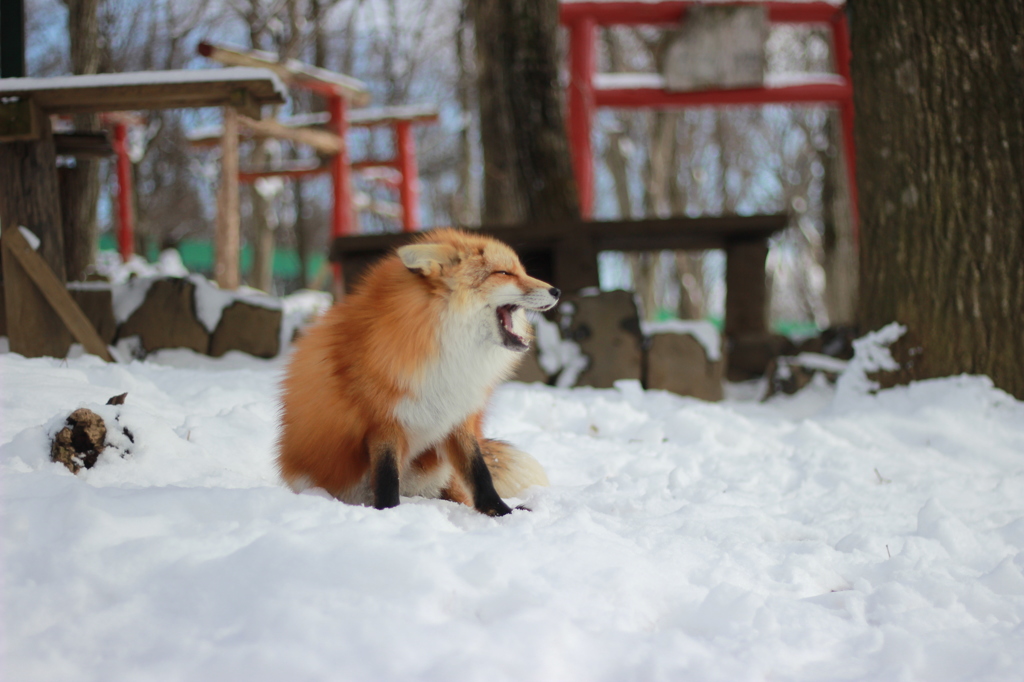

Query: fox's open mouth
<box><xmin>496</xmin><ymin>305</ymin><xmax>528</xmax><ymax>351</ymax></box>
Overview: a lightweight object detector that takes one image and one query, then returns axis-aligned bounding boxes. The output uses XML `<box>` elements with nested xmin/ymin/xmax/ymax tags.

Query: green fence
<box><xmin>98</xmin><ymin>234</ymin><xmax>326</xmax><ymax>282</ymax></box>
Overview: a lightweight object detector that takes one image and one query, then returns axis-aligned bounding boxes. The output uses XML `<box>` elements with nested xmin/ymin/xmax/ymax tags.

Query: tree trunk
<box><xmin>0</xmin><ymin>116</ymin><xmax>66</xmax><ymax>280</ymax></box>
<box><xmin>471</xmin><ymin>0</ymin><xmax>580</xmax><ymax>224</ymax></box>
<box><xmin>852</xmin><ymin>0</ymin><xmax>1024</xmax><ymax>399</ymax></box>
<box><xmin>821</xmin><ymin>112</ymin><xmax>858</xmax><ymax>326</ymax></box>
<box><xmin>0</xmin><ymin>115</ymin><xmax>75</xmax><ymax>358</ymax></box>
<box><xmin>62</xmin><ymin>0</ymin><xmax>102</xmax><ymax>280</ymax></box>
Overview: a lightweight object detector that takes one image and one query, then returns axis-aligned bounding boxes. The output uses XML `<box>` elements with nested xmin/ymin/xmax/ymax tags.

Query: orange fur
<box><xmin>278</xmin><ymin>228</ymin><xmax>555</xmax><ymax>514</ymax></box>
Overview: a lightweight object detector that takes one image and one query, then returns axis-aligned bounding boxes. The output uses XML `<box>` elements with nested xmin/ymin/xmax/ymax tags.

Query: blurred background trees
<box><xmin>26</xmin><ymin>0</ymin><xmax>855</xmax><ymax>339</ymax></box>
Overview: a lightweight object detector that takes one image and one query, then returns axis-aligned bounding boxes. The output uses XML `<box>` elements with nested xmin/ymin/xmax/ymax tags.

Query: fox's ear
<box><xmin>397</xmin><ymin>243</ymin><xmax>459</xmax><ymax>276</ymax></box>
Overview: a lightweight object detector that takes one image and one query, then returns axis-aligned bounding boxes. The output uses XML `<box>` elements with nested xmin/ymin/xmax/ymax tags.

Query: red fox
<box><xmin>278</xmin><ymin>228</ymin><xmax>559</xmax><ymax>516</ymax></box>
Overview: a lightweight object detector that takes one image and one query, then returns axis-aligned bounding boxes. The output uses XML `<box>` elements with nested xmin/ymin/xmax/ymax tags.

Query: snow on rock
<box><xmin>641</xmin><ymin>318</ymin><xmax>722</xmax><ymax>362</ymax></box>
<box><xmin>2</xmin><ymin>343</ymin><xmax>1024</xmax><ymax>681</ymax></box>
<box><xmin>188</xmin><ymin>275</ymin><xmax>282</xmax><ymax>333</ymax></box>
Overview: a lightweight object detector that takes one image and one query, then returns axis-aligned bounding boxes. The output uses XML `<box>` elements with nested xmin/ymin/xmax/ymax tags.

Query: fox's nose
<box><xmin>549</xmin><ymin>287</ymin><xmax>561</xmax><ymax>300</ymax></box>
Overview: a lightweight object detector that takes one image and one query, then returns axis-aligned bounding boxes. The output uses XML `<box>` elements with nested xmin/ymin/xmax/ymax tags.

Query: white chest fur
<box><xmin>394</xmin><ymin>309</ymin><xmax>518</xmax><ymax>458</ymax></box>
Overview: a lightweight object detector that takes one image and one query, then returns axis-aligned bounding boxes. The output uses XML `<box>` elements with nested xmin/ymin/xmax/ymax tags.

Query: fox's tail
<box><xmin>480</xmin><ymin>439</ymin><xmax>549</xmax><ymax>498</ymax></box>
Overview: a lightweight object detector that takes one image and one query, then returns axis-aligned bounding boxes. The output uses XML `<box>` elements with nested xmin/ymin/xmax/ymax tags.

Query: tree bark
<box><xmin>62</xmin><ymin>0</ymin><xmax>102</xmax><ymax>279</ymax></box>
<box><xmin>821</xmin><ymin>112</ymin><xmax>858</xmax><ymax>326</ymax></box>
<box><xmin>471</xmin><ymin>0</ymin><xmax>580</xmax><ymax>224</ymax></box>
<box><xmin>852</xmin><ymin>0</ymin><xmax>1024</xmax><ymax>398</ymax></box>
<box><xmin>0</xmin><ymin>116</ymin><xmax>66</xmax><ymax>280</ymax></box>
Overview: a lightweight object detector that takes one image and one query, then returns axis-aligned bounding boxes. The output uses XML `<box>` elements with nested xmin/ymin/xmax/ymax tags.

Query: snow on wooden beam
<box><xmin>198</xmin><ymin>41</ymin><xmax>371</xmax><ymax>106</ymax></box>
<box><xmin>0</xmin><ymin>68</ymin><xmax>287</xmax><ymax>114</ymax></box>
<box><xmin>559</xmin><ymin>1</ymin><xmax>841</xmax><ymax>26</ymax></box>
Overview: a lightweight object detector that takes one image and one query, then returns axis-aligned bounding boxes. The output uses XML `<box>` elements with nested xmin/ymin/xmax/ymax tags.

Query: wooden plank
<box><xmin>198</xmin><ymin>42</ymin><xmax>371</xmax><ymax>106</ymax></box>
<box><xmin>1</xmin><ymin>226</ymin><xmax>112</xmax><ymax>361</ymax></box>
<box><xmin>53</xmin><ymin>132</ymin><xmax>113</xmax><ymax>157</ymax></box>
<box><xmin>0</xmin><ymin>69</ymin><xmax>287</xmax><ymax>114</ymax></box>
<box><xmin>328</xmin><ymin>215</ymin><xmax>788</xmax><ymax>260</ymax></box>
<box><xmin>1</xmin><ymin>230</ymin><xmax>73</xmax><ymax>358</ymax></box>
<box><xmin>215</xmin><ymin>106</ymin><xmax>241</xmax><ymax>289</ymax></box>
<box><xmin>237</xmin><ymin>114</ymin><xmax>343</xmax><ymax>154</ymax></box>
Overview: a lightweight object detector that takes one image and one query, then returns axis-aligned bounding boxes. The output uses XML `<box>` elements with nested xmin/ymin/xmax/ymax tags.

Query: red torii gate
<box><xmin>559</xmin><ymin>1</ymin><xmax>856</xmax><ymax>232</ymax></box>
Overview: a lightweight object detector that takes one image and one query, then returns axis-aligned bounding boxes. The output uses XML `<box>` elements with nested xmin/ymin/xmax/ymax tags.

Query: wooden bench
<box><xmin>329</xmin><ymin>214</ymin><xmax>788</xmax><ymax>338</ymax></box>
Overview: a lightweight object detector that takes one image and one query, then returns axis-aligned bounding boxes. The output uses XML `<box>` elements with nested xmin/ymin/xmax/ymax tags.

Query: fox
<box><xmin>277</xmin><ymin>228</ymin><xmax>559</xmax><ymax>516</ymax></box>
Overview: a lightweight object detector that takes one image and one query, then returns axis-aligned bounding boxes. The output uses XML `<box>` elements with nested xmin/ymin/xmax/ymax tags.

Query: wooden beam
<box><xmin>236</xmin><ymin>114</ymin><xmax>343</xmax><ymax>154</ymax></box>
<box><xmin>0</xmin><ymin>95</ymin><xmax>41</xmax><ymax>141</ymax></box>
<box><xmin>215</xmin><ymin>106</ymin><xmax>241</xmax><ymax>289</ymax></box>
<box><xmin>238</xmin><ymin>159</ymin><xmax>328</xmax><ymax>182</ymax></box>
<box><xmin>0</xmin><ymin>69</ymin><xmax>287</xmax><ymax>114</ymax></box>
<box><xmin>1</xmin><ymin>225</ymin><xmax>112</xmax><ymax>361</ymax></box>
<box><xmin>198</xmin><ymin>41</ymin><xmax>371</xmax><ymax>106</ymax></box>
<box><xmin>53</xmin><ymin>131</ymin><xmax>113</xmax><ymax>157</ymax></box>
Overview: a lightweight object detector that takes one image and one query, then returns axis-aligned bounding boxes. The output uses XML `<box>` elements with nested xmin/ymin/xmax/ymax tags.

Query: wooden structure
<box><xmin>187</xmin><ymin>104</ymin><xmax>439</xmax><ymax>233</ymax></box>
<box><xmin>0</xmin><ymin>67</ymin><xmax>286</xmax><ymax>359</ymax></box>
<box><xmin>199</xmin><ymin>41</ymin><xmax>376</xmax><ymax>294</ymax></box>
<box><xmin>559</xmin><ymin>1</ymin><xmax>856</xmax><ymax>231</ymax></box>
<box><xmin>1</xmin><ymin>226</ymin><xmax>112</xmax><ymax>360</ymax></box>
<box><xmin>329</xmin><ymin>215</ymin><xmax>787</xmax><ymax>338</ymax></box>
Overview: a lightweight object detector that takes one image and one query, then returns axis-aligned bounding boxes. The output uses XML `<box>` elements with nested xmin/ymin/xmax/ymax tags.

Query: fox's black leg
<box><xmin>371</xmin><ymin>446</ymin><xmax>400</xmax><ymax>509</ymax></box>
<box><xmin>468</xmin><ymin>444</ymin><xmax>513</xmax><ymax>517</ymax></box>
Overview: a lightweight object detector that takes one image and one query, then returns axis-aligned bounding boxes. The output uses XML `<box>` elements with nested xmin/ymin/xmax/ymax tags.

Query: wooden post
<box><xmin>567</xmin><ymin>17</ymin><xmax>596</xmax><ymax>219</ymax></box>
<box><xmin>112</xmin><ymin>122</ymin><xmax>135</xmax><ymax>261</ymax></box>
<box><xmin>395</xmin><ymin>120</ymin><xmax>420</xmax><ymax>232</ymax></box>
<box><xmin>329</xmin><ymin>92</ymin><xmax>352</xmax><ymax>298</ymax></box>
<box><xmin>724</xmin><ymin>238</ymin><xmax>770</xmax><ymax>338</ymax></box>
<box><xmin>215</xmin><ymin>104</ymin><xmax>241</xmax><ymax>289</ymax></box>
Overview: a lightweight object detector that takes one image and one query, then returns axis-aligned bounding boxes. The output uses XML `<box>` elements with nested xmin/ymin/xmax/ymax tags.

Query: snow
<box><xmin>70</xmin><ymin>251</ymin><xmax>331</xmax><ymax>345</ymax></box>
<box><xmin>641</xmin><ymin>319</ymin><xmax>722</xmax><ymax>362</ymax></box>
<box><xmin>791</xmin><ymin>352</ymin><xmax>849</xmax><ymax>374</ymax></box>
<box><xmin>532</xmin><ymin>313</ymin><xmax>588</xmax><ymax>388</ymax></box>
<box><xmin>0</xmin><ymin>67</ymin><xmax>288</xmax><ymax>99</ymax></box>
<box><xmin>593</xmin><ymin>72</ymin><xmax>847</xmax><ymax>92</ymax></box>
<box><xmin>17</xmin><ymin>226</ymin><xmax>41</xmax><ymax>251</ymax></box>
<box><xmin>3</xmin><ymin>336</ymin><xmax>1024</xmax><ymax>681</ymax></box>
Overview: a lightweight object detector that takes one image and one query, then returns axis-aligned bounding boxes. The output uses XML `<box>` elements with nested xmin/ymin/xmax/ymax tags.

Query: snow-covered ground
<box><xmin>3</xmin><ymin>342</ymin><xmax>1023</xmax><ymax>681</ymax></box>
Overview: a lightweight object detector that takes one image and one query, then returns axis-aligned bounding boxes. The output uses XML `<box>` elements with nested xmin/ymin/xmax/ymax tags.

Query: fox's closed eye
<box><xmin>492</xmin><ymin>271</ymin><xmax>513</xmax><ymax>277</ymax></box>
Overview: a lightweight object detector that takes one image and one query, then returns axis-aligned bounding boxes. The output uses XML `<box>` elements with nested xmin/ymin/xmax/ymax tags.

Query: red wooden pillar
<box><xmin>395</xmin><ymin>120</ymin><xmax>420</xmax><ymax>232</ymax></box>
<box><xmin>831</xmin><ymin>10</ymin><xmax>859</xmax><ymax>243</ymax></box>
<box><xmin>111</xmin><ymin>122</ymin><xmax>135</xmax><ymax>261</ymax></box>
<box><xmin>329</xmin><ymin>92</ymin><xmax>353</xmax><ymax>294</ymax></box>
<box><xmin>567</xmin><ymin>16</ymin><xmax>597</xmax><ymax>219</ymax></box>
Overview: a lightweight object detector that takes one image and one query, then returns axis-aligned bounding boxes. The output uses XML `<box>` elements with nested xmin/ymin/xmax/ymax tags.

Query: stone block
<box><xmin>559</xmin><ymin>290</ymin><xmax>642</xmax><ymax>389</ymax></box>
<box><xmin>646</xmin><ymin>332</ymin><xmax>724</xmax><ymax>401</ymax></box>
<box><xmin>117</xmin><ymin>278</ymin><xmax>209</xmax><ymax>355</ymax></box>
<box><xmin>209</xmin><ymin>300</ymin><xmax>282</xmax><ymax>359</ymax></box>
<box><xmin>726</xmin><ymin>332</ymin><xmax>796</xmax><ymax>382</ymax></box>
